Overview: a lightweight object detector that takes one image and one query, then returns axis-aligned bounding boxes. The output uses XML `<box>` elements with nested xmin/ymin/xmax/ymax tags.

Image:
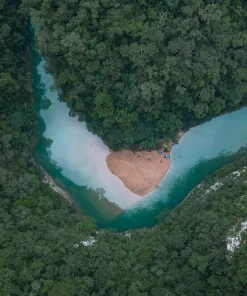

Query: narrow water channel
<box><xmin>31</xmin><ymin>29</ymin><xmax>247</xmax><ymax>230</ymax></box>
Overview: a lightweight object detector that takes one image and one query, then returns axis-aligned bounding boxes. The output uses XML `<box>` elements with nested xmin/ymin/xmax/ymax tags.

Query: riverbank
<box><xmin>42</xmin><ymin>173</ymin><xmax>73</xmax><ymax>204</ymax></box>
<box><xmin>27</xmin><ymin>44</ymin><xmax>74</xmax><ymax>206</ymax></box>
<box><xmin>106</xmin><ymin>132</ymin><xmax>184</xmax><ymax>196</ymax></box>
<box><xmin>31</xmin><ymin>157</ymin><xmax>73</xmax><ymax>204</ymax></box>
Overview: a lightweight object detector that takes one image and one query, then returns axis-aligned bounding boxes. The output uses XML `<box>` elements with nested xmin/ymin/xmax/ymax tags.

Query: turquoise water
<box><xmin>31</xmin><ymin>31</ymin><xmax>247</xmax><ymax>230</ymax></box>
<box><xmin>109</xmin><ymin>112</ymin><xmax>246</xmax><ymax>230</ymax></box>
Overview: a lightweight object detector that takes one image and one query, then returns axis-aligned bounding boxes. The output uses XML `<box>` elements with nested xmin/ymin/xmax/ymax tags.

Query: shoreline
<box><xmin>27</xmin><ymin>49</ymin><xmax>73</xmax><ymax>206</ymax></box>
<box><xmin>42</xmin><ymin>172</ymin><xmax>73</xmax><ymax>204</ymax></box>
<box><xmin>106</xmin><ymin>132</ymin><xmax>184</xmax><ymax>196</ymax></box>
<box><xmin>31</xmin><ymin>157</ymin><xmax>73</xmax><ymax>204</ymax></box>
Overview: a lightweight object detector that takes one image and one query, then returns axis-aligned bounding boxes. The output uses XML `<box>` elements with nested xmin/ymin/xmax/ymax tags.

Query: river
<box><xmin>31</xmin><ymin>30</ymin><xmax>247</xmax><ymax>231</ymax></box>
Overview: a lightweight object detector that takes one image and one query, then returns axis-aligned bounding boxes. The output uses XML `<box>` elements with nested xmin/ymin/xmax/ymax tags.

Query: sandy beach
<box><xmin>106</xmin><ymin>132</ymin><xmax>184</xmax><ymax>196</ymax></box>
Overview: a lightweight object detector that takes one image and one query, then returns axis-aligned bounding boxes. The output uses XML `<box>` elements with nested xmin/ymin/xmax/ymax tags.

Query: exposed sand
<box><xmin>107</xmin><ymin>150</ymin><xmax>171</xmax><ymax>196</ymax></box>
<box><xmin>106</xmin><ymin>132</ymin><xmax>184</xmax><ymax>196</ymax></box>
<box><xmin>37</xmin><ymin>58</ymin><xmax>143</xmax><ymax>209</ymax></box>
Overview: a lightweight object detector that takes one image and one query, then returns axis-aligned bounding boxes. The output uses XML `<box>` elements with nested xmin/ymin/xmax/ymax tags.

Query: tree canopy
<box><xmin>27</xmin><ymin>0</ymin><xmax>247</xmax><ymax>149</ymax></box>
<box><xmin>2</xmin><ymin>1</ymin><xmax>247</xmax><ymax>295</ymax></box>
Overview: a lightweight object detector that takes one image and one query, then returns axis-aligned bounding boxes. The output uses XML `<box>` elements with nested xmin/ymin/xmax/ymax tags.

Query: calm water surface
<box><xmin>31</xmin><ymin>34</ymin><xmax>247</xmax><ymax>230</ymax></box>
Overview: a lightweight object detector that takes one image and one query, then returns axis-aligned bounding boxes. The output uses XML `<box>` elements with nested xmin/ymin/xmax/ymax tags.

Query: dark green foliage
<box><xmin>28</xmin><ymin>0</ymin><xmax>247</xmax><ymax>149</ymax></box>
<box><xmin>2</xmin><ymin>1</ymin><xmax>247</xmax><ymax>295</ymax></box>
<box><xmin>0</xmin><ymin>2</ymin><xmax>95</xmax><ymax>295</ymax></box>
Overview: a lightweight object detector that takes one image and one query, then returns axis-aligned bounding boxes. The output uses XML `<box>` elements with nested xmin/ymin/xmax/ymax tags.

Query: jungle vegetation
<box><xmin>1</xmin><ymin>1</ymin><xmax>247</xmax><ymax>295</ymax></box>
<box><xmin>27</xmin><ymin>0</ymin><xmax>247</xmax><ymax>149</ymax></box>
<box><xmin>3</xmin><ymin>150</ymin><xmax>247</xmax><ymax>296</ymax></box>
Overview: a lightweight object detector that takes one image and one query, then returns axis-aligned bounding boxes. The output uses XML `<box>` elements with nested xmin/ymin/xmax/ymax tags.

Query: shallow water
<box><xmin>32</xmin><ymin>34</ymin><xmax>247</xmax><ymax>230</ymax></box>
<box><xmin>109</xmin><ymin>109</ymin><xmax>247</xmax><ymax>230</ymax></box>
<box><xmin>37</xmin><ymin>59</ymin><xmax>141</xmax><ymax>209</ymax></box>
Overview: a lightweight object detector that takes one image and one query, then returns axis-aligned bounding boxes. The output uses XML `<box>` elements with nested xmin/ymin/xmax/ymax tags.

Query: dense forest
<box><xmin>3</xmin><ymin>137</ymin><xmax>247</xmax><ymax>296</ymax></box>
<box><xmin>0</xmin><ymin>2</ymin><xmax>95</xmax><ymax>295</ymax></box>
<box><xmin>27</xmin><ymin>0</ymin><xmax>247</xmax><ymax>149</ymax></box>
<box><xmin>2</xmin><ymin>0</ymin><xmax>247</xmax><ymax>295</ymax></box>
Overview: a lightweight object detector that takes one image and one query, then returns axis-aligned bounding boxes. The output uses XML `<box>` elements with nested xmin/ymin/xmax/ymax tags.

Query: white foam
<box><xmin>81</xmin><ymin>236</ymin><xmax>97</xmax><ymax>246</ymax></box>
<box><xmin>74</xmin><ymin>236</ymin><xmax>97</xmax><ymax>248</ymax></box>
<box><xmin>204</xmin><ymin>181</ymin><xmax>223</xmax><ymax>194</ymax></box>
<box><xmin>227</xmin><ymin>220</ymin><xmax>247</xmax><ymax>252</ymax></box>
<box><xmin>232</xmin><ymin>170</ymin><xmax>241</xmax><ymax>177</ymax></box>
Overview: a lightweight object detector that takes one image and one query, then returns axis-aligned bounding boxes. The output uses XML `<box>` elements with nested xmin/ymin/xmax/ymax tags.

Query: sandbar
<box><xmin>106</xmin><ymin>132</ymin><xmax>184</xmax><ymax>196</ymax></box>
